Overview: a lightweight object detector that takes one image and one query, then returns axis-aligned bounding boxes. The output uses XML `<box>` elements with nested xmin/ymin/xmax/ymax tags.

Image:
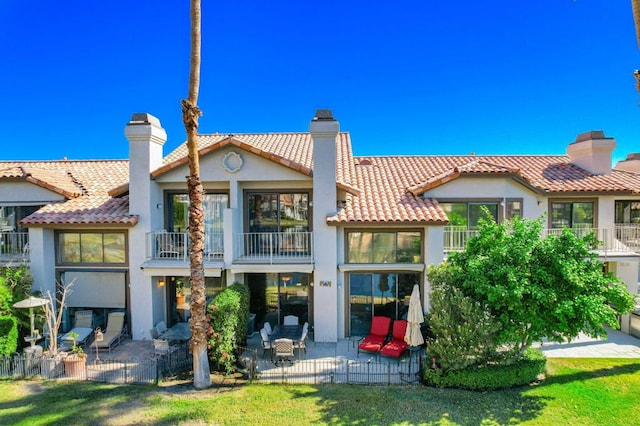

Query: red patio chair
<box><xmin>357</xmin><ymin>316</ymin><xmax>392</xmax><ymax>357</ymax></box>
<box><xmin>379</xmin><ymin>319</ymin><xmax>409</xmax><ymax>358</ymax></box>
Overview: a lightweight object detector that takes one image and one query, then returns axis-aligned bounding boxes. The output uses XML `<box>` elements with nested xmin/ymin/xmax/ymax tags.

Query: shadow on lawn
<box><xmin>289</xmin><ymin>385</ymin><xmax>551</xmax><ymax>425</ymax></box>
<box><xmin>543</xmin><ymin>360</ymin><xmax>640</xmax><ymax>386</ymax></box>
<box><xmin>0</xmin><ymin>380</ymin><xmax>153</xmax><ymax>425</ymax></box>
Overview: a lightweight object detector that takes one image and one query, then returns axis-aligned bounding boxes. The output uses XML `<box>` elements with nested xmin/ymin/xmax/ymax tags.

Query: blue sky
<box><xmin>1</xmin><ymin>1</ymin><xmax>639</xmax><ymax>163</ymax></box>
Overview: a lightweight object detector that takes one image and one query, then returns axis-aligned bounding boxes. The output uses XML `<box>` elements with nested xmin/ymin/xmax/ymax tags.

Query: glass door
<box><xmin>349</xmin><ymin>274</ymin><xmax>373</xmax><ymax>336</ymax></box>
<box><xmin>248</xmin><ymin>273</ymin><xmax>311</xmax><ymax>329</ymax></box>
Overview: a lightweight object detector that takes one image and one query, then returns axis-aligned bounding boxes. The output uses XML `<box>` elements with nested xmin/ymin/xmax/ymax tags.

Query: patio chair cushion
<box><xmin>380</xmin><ymin>320</ymin><xmax>408</xmax><ymax>358</ymax></box>
<box><xmin>358</xmin><ymin>316</ymin><xmax>391</xmax><ymax>354</ymax></box>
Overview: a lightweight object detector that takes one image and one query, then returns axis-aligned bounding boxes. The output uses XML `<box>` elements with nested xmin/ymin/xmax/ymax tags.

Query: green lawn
<box><xmin>0</xmin><ymin>358</ymin><xmax>638</xmax><ymax>425</ymax></box>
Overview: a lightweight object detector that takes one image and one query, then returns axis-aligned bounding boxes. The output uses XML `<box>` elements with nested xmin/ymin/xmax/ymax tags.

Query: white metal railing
<box><xmin>146</xmin><ymin>230</ymin><xmax>223</xmax><ymax>261</ymax></box>
<box><xmin>0</xmin><ymin>232</ymin><xmax>29</xmax><ymax>261</ymax></box>
<box><xmin>444</xmin><ymin>225</ymin><xmax>640</xmax><ymax>256</ymax></box>
<box><xmin>235</xmin><ymin>231</ymin><xmax>313</xmax><ymax>263</ymax></box>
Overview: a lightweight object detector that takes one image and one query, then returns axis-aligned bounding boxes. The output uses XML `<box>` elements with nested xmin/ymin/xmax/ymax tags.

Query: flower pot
<box><xmin>64</xmin><ymin>354</ymin><xmax>87</xmax><ymax>379</ymax></box>
<box><xmin>176</xmin><ymin>294</ymin><xmax>186</xmax><ymax>306</ymax></box>
<box><xmin>41</xmin><ymin>356</ymin><xmax>64</xmax><ymax>379</ymax></box>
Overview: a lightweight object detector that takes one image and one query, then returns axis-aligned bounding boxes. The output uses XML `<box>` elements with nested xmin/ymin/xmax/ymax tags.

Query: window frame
<box><xmin>56</xmin><ymin>230</ymin><xmax>128</xmax><ymax>266</ymax></box>
<box><xmin>345</xmin><ymin>229</ymin><xmax>422</xmax><ymax>264</ymax></box>
<box><xmin>548</xmin><ymin>198</ymin><xmax>597</xmax><ymax>229</ymax></box>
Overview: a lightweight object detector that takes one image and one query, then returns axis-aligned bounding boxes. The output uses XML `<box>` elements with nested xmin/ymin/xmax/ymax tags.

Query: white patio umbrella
<box><xmin>404</xmin><ymin>284</ymin><xmax>424</xmax><ymax>347</ymax></box>
<box><xmin>13</xmin><ymin>296</ymin><xmax>48</xmax><ymax>337</ymax></box>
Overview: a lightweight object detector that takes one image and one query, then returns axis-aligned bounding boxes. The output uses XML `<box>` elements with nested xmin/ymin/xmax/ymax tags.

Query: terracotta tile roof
<box><xmin>328</xmin><ymin>156</ymin><xmax>449</xmax><ymax>224</ymax></box>
<box><xmin>0</xmin><ymin>160</ymin><xmax>137</xmax><ymax>226</ymax></box>
<box><xmin>328</xmin><ymin>154</ymin><xmax>640</xmax><ymax>225</ymax></box>
<box><xmin>155</xmin><ymin>133</ymin><xmax>359</xmax><ymax>194</ymax></box>
<box><xmin>396</xmin><ymin>155</ymin><xmax>640</xmax><ymax>196</ymax></box>
<box><xmin>0</xmin><ymin>165</ymin><xmax>83</xmax><ymax>198</ymax></box>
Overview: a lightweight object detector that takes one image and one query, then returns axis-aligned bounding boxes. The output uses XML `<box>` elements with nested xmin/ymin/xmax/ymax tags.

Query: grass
<box><xmin>0</xmin><ymin>358</ymin><xmax>639</xmax><ymax>425</ymax></box>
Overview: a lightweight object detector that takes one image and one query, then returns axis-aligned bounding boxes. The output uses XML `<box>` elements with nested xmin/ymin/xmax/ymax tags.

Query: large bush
<box><xmin>0</xmin><ymin>316</ymin><xmax>18</xmax><ymax>356</ymax></box>
<box><xmin>430</xmin><ymin>213</ymin><xmax>635</xmax><ymax>367</ymax></box>
<box><xmin>0</xmin><ymin>266</ymin><xmax>34</xmax><ymax>347</ymax></box>
<box><xmin>423</xmin><ymin>348</ymin><xmax>547</xmax><ymax>391</ymax></box>
<box><xmin>206</xmin><ymin>281</ymin><xmax>250</xmax><ymax>374</ymax></box>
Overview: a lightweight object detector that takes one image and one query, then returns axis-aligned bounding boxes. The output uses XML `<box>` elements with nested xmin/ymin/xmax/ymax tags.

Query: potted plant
<box><xmin>176</xmin><ymin>279</ymin><xmax>186</xmax><ymax>306</ymax></box>
<box><xmin>63</xmin><ymin>331</ymin><xmax>87</xmax><ymax>379</ymax></box>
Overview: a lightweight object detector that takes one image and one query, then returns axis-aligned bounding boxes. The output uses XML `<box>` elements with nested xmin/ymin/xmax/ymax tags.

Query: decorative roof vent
<box><xmin>357</xmin><ymin>159</ymin><xmax>372</xmax><ymax>166</ymax></box>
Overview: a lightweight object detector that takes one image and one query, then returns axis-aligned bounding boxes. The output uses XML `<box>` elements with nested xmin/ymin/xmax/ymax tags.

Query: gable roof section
<box><xmin>0</xmin><ymin>160</ymin><xmax>137</xmax><ymax>227</ymax></box>
<box><xmin>328</xmin><ymin>156</ymin><xmax>449</xmax><ymax>224</ymax></box>
<box><xmin>0</xmin><ymin>165</ymin><xmax>83</xmax><ymax>198</ymax></box>
<box><xmin>152</xmin><ymin>132</ymin><xmax>360</xmax><ymax>195</ymax></box>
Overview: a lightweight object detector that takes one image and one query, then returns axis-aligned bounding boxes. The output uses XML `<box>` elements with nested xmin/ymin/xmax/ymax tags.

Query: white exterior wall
<box><xmin>0</xmin><ymin>182</ymin><xmax>65</xmax><ymax>204</ymax></box>
<box><xmin>27</xmin><ymin>228</ymin><xmax>55</xmax><ymax>295</ymax></box>
<box><xmin>310</xmin><ymin>115</ymin><xmax>339</xmax><ymax>342</ymax></box>
<box><xmin>125</xmin><ymin>114</ymin><xmax>166</xmax><ymax>340</ymax></box>
<box><xmin>425</xmin><ymin>177</ymin><xmax>545</xmax><ymax>220</ymax></box>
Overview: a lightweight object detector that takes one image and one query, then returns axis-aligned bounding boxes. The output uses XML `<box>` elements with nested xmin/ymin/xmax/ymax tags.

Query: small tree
<box><xmin>42</xmin><ymin>281</ymin><xmax>74</xmax><ymax>357</ymax></box>
<box><xmin>432</xmin><ymin>212</ymin><xmax>635</xmax><ymax>365</ymax></box>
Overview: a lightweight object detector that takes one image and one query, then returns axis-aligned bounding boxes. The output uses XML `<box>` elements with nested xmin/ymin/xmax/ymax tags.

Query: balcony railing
<box><xmin>146</xmin><ymin>230</ymin><xmax>223</xmax><ymax>261</ymax></box>
<box><xmin>444</xmin><ymin>224</ymin><xmax>640</xmax><ymax>256</ymax></box>
<box><xmin>0</xmin><ymin>232</ymin><xmax>29</xmax><ymax>262</ymax></box>
<box><xmin>235</xmin><ymin>231</ymin><xmax>313</xmax><ymax>264</ymax></box>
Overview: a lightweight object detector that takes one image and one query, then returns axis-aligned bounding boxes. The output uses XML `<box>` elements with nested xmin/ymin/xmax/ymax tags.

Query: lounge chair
<box><xmin>379</xmin><ymin>319</ymin><xmax>409</xmax><ymax>359</ymax></box>
<box><xmin>60</xmin><ymin>310</ymin><xmax>93</xmax><ymax>349</ymax></box>
<box><xmin>95</xmin><ymin>312</ymin><xmax>127</xmax><ymax>353</ymax></box>
<box><xmin>260</xmin><ymin>328</ymin><xmax>273</xmax><ymax>359</ymax></box>
<box><xmin>357</xmin><ymin>316</ymin><xmax>392</xmax><ymax>357</ymax></box>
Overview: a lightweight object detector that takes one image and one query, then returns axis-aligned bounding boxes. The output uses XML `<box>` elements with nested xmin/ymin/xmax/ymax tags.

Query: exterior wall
<box><xmin>0</xmin><ymin>182</ymin><xmax>65</xmax><ymax>203</ymax></box>
<box><xmin>126</xmin><ymin>115</ymin><xmax>166</xmax><ymax>340</ymax></box>
<box><xmin>310</xmin><ymin>115</ymin><xmax>339</xmax><ymax>342</ymax></box>
<box><xmin>424</xmin><ymin>177</ymin><xmax>545</xmax><ymax>220</ymax></box>
<box><xmin>27</xmin><ymin>227</ymin><xmax>55</xmax><ymax>295</ymax></box>
<box><xmin>608</xmin><ymin>260</ymin><xmax>639</xmax><ymax>333</ymax></box>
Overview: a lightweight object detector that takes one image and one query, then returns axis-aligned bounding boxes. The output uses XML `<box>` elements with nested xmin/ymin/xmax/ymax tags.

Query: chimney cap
<box><xmin>574</xmin><ymin>130</ymin><xmax>610</xmax><ymax>143</ymax></box>
<box><xmin>127</xmin><ymin>113</ymin><xmax>161</xmax><ymax>128</ymax></box>
<box><xmin>626</xmin><ymin>153</ymin><xmax>640</xmax><ymax>161</ymax></box>
<box><xmin>313</xmin><ymin>109</ymin><xmax>334</xmax><ymax>121</ymax></box>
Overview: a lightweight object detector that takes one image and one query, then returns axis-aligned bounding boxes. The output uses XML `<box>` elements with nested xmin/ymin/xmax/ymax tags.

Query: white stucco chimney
<box><xmin>615</xmin><ymin>153</ymin><xmax>640</xmax><ymax>173</ymax></box>
<box><xmin>124</xmin><ymin>113</ymin><xmax>166</xmax><ymax>340</ymax></box>
<box><xmin>567</xmin><ymin>130</ymin><xmax>616</xmax><ymax>175</ymax></box>
<box><xmin>310</xmin><ymin>109</ymin><xmax>339</xmax><ymax>342</ymax></box>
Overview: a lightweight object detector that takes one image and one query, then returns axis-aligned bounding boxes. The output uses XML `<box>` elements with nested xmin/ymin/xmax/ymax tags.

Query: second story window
<box><xmin>57</xmin><ymin>232</ymin><xmax>126</xmax><ymax>265</ymax></box>
<box><xmin>550</xmin><ymin>201</ymin><xmax>595</xmax><ymax>229</ymax></box>
<box><xmin>615</xmin><ymin>201</ymin><xmax>640</xmax><ymax>224</ymax></box>
<box><xmin>347</xmin><ymin>231</ymin><xmax>421</xmax><ymax>263</ymax></box>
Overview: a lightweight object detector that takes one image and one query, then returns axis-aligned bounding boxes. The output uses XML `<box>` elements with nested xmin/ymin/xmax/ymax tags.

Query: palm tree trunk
<box><xmin>182</xmin><ymin>0</ymin><xmax>211</xmax><ymax>390</ymax></box>
<box><xmin>633</xmin><ymin>1</ymin><xmax>640</xmax><ymax>93</ymax></box>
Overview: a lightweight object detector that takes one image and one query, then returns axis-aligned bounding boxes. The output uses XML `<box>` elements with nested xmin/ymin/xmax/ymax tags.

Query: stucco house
<box><xmin>1</xmin><ymin>110</ymin><xmax>640</xmax><ymax>342</ymax></box>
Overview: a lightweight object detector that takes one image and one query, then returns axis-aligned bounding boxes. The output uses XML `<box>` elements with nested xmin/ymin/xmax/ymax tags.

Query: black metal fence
<box><xmin>0</xmin><ymin>342</ymin><xmax>193</xmax><ymax>385</ymax></box>
<box><xmin>233</xmin><ymin>346</ymin><xmax>425</xmax><ymax>385</ymax></box>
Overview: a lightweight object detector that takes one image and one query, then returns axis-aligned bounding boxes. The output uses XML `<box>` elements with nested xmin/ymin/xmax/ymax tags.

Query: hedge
<box><xmin>423</xmin><ymin>348</ymin><xmax>547</xmax><ymax>391</ymax></box>
<box><xmin>206</xmin><ymin>281</ymin><xmax>250</xmax><ymax>374</ymax></box>
<box><xmin>0</xmin><ymin>316</ymin><xmax>18</xmax><ymax>356</ymax></box>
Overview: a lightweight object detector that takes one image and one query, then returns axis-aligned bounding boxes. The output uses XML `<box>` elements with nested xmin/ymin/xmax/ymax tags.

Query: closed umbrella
<box><xmin>404</xmin><ymin>284</ymin><xmax>424</xmax><ymax>347</ymax></box>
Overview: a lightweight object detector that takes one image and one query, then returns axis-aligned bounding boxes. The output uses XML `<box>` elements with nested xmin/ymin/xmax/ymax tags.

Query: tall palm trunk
<box><xmin>182</xmin><ymin>0</ymin><xmax>211</xmax><ymax>390</ymax></box>
<box><xmin>633</xmin><ymin>0</ymin><xmax>640</xmax><ymax>93</ymax></box>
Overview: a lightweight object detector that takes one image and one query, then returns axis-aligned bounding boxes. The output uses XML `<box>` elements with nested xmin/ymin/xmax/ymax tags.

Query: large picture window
<box><xmin>550</xmin><ymin>201</ymin><xmax>595</xmax><ymax>229</ymax></box>
<box><xmin>247</xmin><ymin>192</ymin><xmax>309</xmax><ymax>233</ymax></box>
<box><xmin>615</xmin><ymin>201</ymin><xmax>640</xmax><ymax>224</ymax></box>
<box><xmin>58</xmin><ymin>232</ymin><xmax>126</xmax><ymax>264</ymax></box>
<box><xmin>347</xmin><ymin>231</ymin><xmax>421</xmax><ymax>263</ymax></box>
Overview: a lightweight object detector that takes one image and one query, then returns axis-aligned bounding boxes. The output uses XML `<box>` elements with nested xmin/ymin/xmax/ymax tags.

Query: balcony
<box><xmin>145</xmin><ymin>230</ymin><xmax>313</xmax><ymax>264</ymax></box>
<box><xmin>146</xmin><ymin>230</ymin><xmax>223</xmax><ymax>261</ymax></box>
<box><xmin>234</xmin><ymin>231</ymin><xmax>313</xmax><ymax>264</ymax></box>
<box><xmin>0</xmin><ymin>232</ymin><xmax>29</xmax><ymax>263</ymax></box>
<box><xmin>444</xmin><ymin>224</ymin><xmax>640</xmax><ymax>257</ymax></box>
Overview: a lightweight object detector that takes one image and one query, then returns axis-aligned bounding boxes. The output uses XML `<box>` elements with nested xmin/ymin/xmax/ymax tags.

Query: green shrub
<box><xmin>0</xmin><ymin>316</ymin><xmax>18</xmax><ymax>356</ymax></box>
<box><xmin>206</xmin><ymin>281</ymin><xmax>250</xmax><ymax>374</ymax></box>
<box><xmin>423</xmin><ymin>348</ymin><xmax>547</xmax><ymax>391</ymax></box>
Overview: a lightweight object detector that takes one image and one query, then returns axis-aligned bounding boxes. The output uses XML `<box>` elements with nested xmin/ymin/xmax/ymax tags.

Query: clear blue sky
<box><xmin>1</xmin><ymin>1</ymin><xmax>639</xmax><ymax>163</ymax></box>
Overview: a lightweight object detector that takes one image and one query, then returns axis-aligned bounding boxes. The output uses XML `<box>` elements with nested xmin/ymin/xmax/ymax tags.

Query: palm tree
<box><xmin>182</xmin><ymin>0</ymin><xmax>211</xmax><ymax>390</ymax></box>
<box><xmin>633</xmin><ymin>0</ymin><xmax>640</xmax><ymax>92</ymax></box>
